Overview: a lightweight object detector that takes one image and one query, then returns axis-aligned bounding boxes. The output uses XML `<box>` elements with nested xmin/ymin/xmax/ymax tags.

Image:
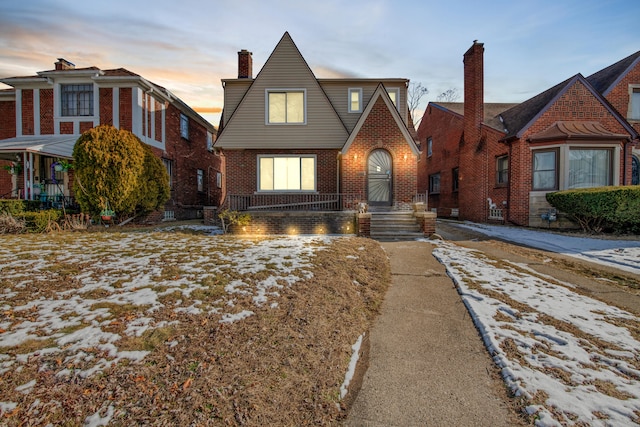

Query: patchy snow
<box><xmin>0</xmin><ymin>232</ymin><xmax>334</xmax><ymax>422</ymax></box>
<box><xmin>340</xmin><ymin>334</ymin><xmax>365</xmax><ymax>399</ymax></box>
<box><xmin>428</xmin><ymin>223</ymin><xmax>640</xmax><ymax>426</ymax></box>
<box><xmin>452</xmin><ymin>221</ymin><xmax>640</xmax><ymax>275</ymax></box>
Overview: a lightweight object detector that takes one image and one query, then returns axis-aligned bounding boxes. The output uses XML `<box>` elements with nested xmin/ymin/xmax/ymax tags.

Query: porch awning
<box><xmin>0</xmin><ymin>135</ymin><xmax>77</xmax><ymax>159</ymax></box>
<box><xmin>528</xmin><ymin>121</ymin><xmax>630</xmax><ymax>143</ymax></box>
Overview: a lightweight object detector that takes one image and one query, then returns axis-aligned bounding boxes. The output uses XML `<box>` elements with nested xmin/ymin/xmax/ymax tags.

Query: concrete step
<box><xmin>369</xmin><ymin>211</ymin><xmax>424</xmax><ymax>240</ymax></box>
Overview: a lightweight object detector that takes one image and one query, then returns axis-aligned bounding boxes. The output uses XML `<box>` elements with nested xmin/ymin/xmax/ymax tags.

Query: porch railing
<box><xmin>225</xmin><ymin>193</ymin><xmax>363</xmax><ymax>211</ymax></box>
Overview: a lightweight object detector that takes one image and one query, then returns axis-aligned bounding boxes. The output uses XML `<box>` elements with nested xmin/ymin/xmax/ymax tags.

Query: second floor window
<box><xmin>427</xmin><ymin>137</ymin><xmax>433</xmax><ymax>157</ymax></box>
<box><xmin>180</xmin><ymin>113</ymin><xmax>189</xmax><ymax>139</ymax></box>
<box><xmin>387</xmin><ymin>88</ymin><xmax>400</xmax><ymax>109</ymax></box>
<box><xmin>630</xmin><ymin>87</ymin><xmax>640</xmax><ymax>121</ymax></box>
<box><xmin>497</xmin><ymin>155</ymin><xmax>509</xmax><ymax>185</ymax></box>
<box><xmin>267</xmin><ymin>90</ymin><xmax>305</xmax><ymax>124</ymax></box>
<box><xmin>61</xmin><ymin>84</ymin><xmax>93</xmax><ymax>116</ymax></box>
<box><xmin>348</xmin><ymin>88</ymin><xmax>362</xmax><ymax>113</ymax></box>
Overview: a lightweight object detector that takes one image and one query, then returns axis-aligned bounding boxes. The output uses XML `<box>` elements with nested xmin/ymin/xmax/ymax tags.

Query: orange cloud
<box><xmin>193</xmin><ymin>106</ymin><xmax>223</xmax><ymax>114</ymax></box>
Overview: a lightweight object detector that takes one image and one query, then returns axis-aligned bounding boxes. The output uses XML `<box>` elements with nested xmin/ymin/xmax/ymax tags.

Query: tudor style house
<box><xmin>214</xmin><ymin>32</ymin><xmax>420</xmax><ymax>234</ymax></box>
<box><xmin>0</xmin><ymin>58</ymin><xmax>222</xmax><ymax>221</ymax></box>
<box><xmin>417</xmin><ymin>42</ymin><xmax>639</xmax><ymax>228</ymax></box>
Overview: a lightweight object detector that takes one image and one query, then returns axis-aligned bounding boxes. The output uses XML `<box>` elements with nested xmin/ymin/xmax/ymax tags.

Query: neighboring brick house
<box><xmin>215</xmin><ymin>32</ymin><xmax>419</xmax><ymax>231</ymax></box>
<box><xmin>417</xmin><ymin>42</ymin><xmax>639</xmax><ymax>227</ymax></box>
<box><xmin>0</xmin><ymin>58</ymin><xmax>222</xmax><ymax>220</ymax></box>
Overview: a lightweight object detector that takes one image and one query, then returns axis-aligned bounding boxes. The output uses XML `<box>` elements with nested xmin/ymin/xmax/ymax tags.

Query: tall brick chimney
<box><xmin>238</xmin><ymin>49</ymin><xmax>253</xmax><ymax>79</ymax></box>
<box><xmin>463</xmin><ymin>41</ymin><xmax>484</xmax><ymax>145</ymax></box>
<box><xmin>55</xmin><ymin>58</ymin><xmax>75</xmax><ymax>71</ymax></box>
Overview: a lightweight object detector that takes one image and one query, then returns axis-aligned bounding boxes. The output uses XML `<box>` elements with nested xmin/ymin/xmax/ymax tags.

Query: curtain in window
<box><xmin>568</xmin><ymin>149</ymin><xmax>611</xmax><ymax>189</ymax></box>
<box><xmin>259</xmin><ymin>157</ymin><xmax>315</xmax><ymax>191</ymax></box>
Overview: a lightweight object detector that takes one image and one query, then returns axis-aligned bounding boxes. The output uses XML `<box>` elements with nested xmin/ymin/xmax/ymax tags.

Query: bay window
<box><xmin>258</xmin><ymin>156</ymin><xmax>316</xmax><ymax>191</ymax></box>
<box><xmin>568</xmin><ymin>149</ymin><xmax>612</xmax><ymax>189</ymax></box>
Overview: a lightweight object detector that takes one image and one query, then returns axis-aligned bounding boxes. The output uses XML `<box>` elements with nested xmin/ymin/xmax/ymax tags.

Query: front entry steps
<box><xmin>369</xmin><ymin>210</ymin><xmax>424</xmax><ymax>241</ymax></box>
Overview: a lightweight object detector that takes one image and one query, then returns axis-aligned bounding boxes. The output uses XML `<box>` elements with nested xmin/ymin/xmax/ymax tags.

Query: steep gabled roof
<box><xmin>215</xmin><ymin>32</ymin><xmax>349</xmax><ymax>149</ymax></box>
<box><xmin>586</xmin><ymin>50</ymin><xmax>640</xmax><ymax>95</ymax></box>
<box><xmin>342</xmin><ymin>84</ymin><xmax>419</xmax><ymax>156</ymax></box>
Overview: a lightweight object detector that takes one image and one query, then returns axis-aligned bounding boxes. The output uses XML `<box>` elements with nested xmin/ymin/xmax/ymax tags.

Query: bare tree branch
<box><xmin>436</xmin><ymin>88</ymin><xmax>460</xmax><ymax>102</ymax></box>
<box><xmin>408</xmin><ymin>82</ymin><xmax>429</xmax><ymax>126</ymax></box>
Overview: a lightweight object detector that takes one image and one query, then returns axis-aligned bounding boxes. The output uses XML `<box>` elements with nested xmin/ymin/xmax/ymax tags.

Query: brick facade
<box><xmin>21</xmin><ymin>89</ymin><xmax>34</xmax><ymax>135</ymax></box>
<box><xmin>100</xmin><ymin>88</ymin><xmax>113</xmax><ymax>126</ymax></box>
<box><xmin>40</xmin><ymin>89</ymin><xmax>53</xmax><ymax>135</ymax></box>
<box><xmin>0</xmin><ymin>99</ymin><xmax>15</xmax><ymax>140</ymax></box>
<box><xmin>342</xmin><ymin>97</ymin><xmax>418</xmax><ymax>209</ymax></box>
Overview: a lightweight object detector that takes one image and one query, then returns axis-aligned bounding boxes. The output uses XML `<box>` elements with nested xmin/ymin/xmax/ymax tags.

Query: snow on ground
<box><xmin>0</xmin><ymin>228</ymin><xmax>336</xmax><ymax>423</ymax></box>
<box><xmin>429</xmin><ymin>224</ymin><xmax>640</xmax><ymax>426</ymax></box>
<box><xmin>452</xmin><ymin>221</ymin><xmax>640</xmax><ymax>275</ymax></box>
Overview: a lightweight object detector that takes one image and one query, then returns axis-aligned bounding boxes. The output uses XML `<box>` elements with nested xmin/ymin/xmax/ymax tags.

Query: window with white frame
<box><xmin>197</xmin><ymin>169</ymin><xmax>204</xmax><ymax>192</ymax></box>
<box><xmin>532</xmin><ymin>150</ymin><xmax>558</xmax><ymax>191</ymax></box>
<box><xmin>61</xmin><ymin>84</ymin><xmax>93</xmax><ymax>116</ymax></box>
<box><xmin>387</xmin><ymin>88</ymin><xmax>400</xmax><ymax>109</ymax></box>
<box><xmin>496</xmin><ymin>155</ymin><xmax>508</xmax><ymax>185</ymax></box>
<box><xmin>568</xmin><ymin>148</ymin><xmax>612</xmax><ymax>189</ymax></box>
<box><xmin>629</xmin><ymin>87</ymin><xmax>640</xmax><ymax>121</ymax></box>
<box><xmin>267</xmin><ymin>90</ymin><xmax>305</xmax><ymax>124</ymax></box>
<box><xmin>348</xmin><ymin>88</ymin><xmax>362</xmax><ymax>113</ymax></box>
<box><xmin>162</xmin><ymin>158</ymin><xmax>173</xmax><ymax>189</ymax></box>
<box><xmin>258</xmin><ymin>156</ymin><xmax>315</xmax><ymax>191</ymax></box>
<box><xmin>429</xmin><ymin>173</ymin><xmax>441</xmax><ymax>194</ymax></box>
<box><xmin>180</xmin><ymin>113</ymin><xmax>189</xmax><ymax>139</ymax></box>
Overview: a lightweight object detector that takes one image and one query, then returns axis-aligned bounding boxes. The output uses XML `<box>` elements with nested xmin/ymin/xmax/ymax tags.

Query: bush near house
<box><xmin>546</xmin><ymin>186</ymin><xmax>640</xmax><ymax>234</ymax></box>
<box><xmin>73</xmin><ymin>125</ymin><xmax>170</xmax><ymax>219</ymax></box>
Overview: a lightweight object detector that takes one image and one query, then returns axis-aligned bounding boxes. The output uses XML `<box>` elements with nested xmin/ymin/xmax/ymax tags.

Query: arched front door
<box><xmin>367</xmin><ymin>149</ymin><xmax>392</xmax><ymax>206</ymax></box>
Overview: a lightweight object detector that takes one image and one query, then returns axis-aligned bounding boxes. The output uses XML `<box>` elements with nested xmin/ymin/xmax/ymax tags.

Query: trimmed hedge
<box><xmin>0</xmin><ymin>199</ymin><xmax>26</xmax><ymax>216</ymax></box>
<box><xmin>546</xmin><ymin>186</ymin><xmax>640</xmax><ymax>233</ymax></box>
<box><xmin>20</xmin><ymin>210</ymin><xmax>63</xmax><ymax>233</ymax></box>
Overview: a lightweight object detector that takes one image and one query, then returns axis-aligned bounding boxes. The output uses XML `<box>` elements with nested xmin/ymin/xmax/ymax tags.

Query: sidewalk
<box><xmin>344</xmin><ymin>240</ymin><xmax>517</xmax><ymax>427</ymax></box>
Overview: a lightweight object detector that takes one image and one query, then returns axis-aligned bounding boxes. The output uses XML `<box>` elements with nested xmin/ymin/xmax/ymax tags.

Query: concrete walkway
<box><xmin>344</xmin><ymin>240</ymin><xmax>516</xmax><ymax>427</ymax></box>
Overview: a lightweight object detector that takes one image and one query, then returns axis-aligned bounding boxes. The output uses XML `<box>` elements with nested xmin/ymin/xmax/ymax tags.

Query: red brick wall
<box><xmin>21</xmin><ymin>89</ymin><xmax>34</xmax><ymax>135</ymax></box>
<box><xmin>60</xmin><ymin>122</ymin><xmax>73</xmax><ymax>134</ymax></box>
<box><xmin>507</xmin><ymin>79</ymin><xmax>632</xmax><ymax>225</ymax></box>
<box><xmin>417</xmin><ymin>104</ymin><xmax>463</xmax><ymax>215</ymax></box>
<box><xmin>162</xmin><ymin>103</ymin><xmax>223</xmax><ymax>218</ymax></box>
<box><xmin>601</xmin><ymin>60</ymin><xmax>640</xmax><ymax>134</ymax></box>
<box><xmin>0</xmin><ymin>100</ymin><xmax>16</xmax><ymax>139</ymax></box>
<box><xmin>79</xmin><ymin>122</ymin><xmax>93</xmax><ymax>133</ymax></box>
<box><xmin>342</xmin><ymin>97</ymin><xmax>417</xmax><ymax>208</ymax></box>
<box><xmin>119</xmin><ymin>88</ymin><xmax>132</xmax><ymax>131</ymax></box>
<box><xmin>40</xmin><ymin>89</ymin><xmax>53</xmax><ymax>134</ymax></box>
<box><xmin>100</xmin><ymin>88</ymin><xmax>113</xmax><ymax>126</ymax></box>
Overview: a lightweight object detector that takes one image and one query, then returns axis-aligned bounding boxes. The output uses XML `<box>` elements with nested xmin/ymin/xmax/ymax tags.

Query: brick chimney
<box><xmin>55</xmin><ymin>58</ymin><xmax>75</xmax><ymax>71</ymax></box>
<box><xmin>238</xmin><ymin>49</ymin><xmax>253</xmax><ymax>79</ymax></box>
<box><xmin>463</xmin><ymin>41</ymin><xmax>484</xmax><ymax>145</ymax></box>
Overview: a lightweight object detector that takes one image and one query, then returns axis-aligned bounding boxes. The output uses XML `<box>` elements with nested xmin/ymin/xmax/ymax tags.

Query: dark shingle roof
<box><xmin>586</xmin><ymin>50</ymin><xmax>640</xmax><ymax>95</ymax></box>
<box><xmin>498</xmin><ymin>75</ymin><xmax>579</xmax><ymax>139</ymax></box>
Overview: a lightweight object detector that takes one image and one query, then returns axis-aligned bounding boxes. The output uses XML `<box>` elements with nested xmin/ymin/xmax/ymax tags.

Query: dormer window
<box><xmin>387</xmin><ymin>88</ymin><xmax>400</xmax><ymax>110</ymax></box>
<box><xmin>61</xmin><ymin>84</ymin><xmax>93</xmax><ymax>116</ymax></box>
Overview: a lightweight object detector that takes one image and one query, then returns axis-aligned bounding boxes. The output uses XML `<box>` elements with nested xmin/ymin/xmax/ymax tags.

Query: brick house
<box><xmin>417</xmin><ymin>42</ymin><xmax>639</xmax><ymax>227</ymax></box>
<box><xmin>214</xmin><ymin>32</ymin><xmax>420</xmax><ymax>234</ymax></box>
<box><xmin>0</xmin><ymin>58</ymin><xmax>222</xmax><ymax>221</ymax></box>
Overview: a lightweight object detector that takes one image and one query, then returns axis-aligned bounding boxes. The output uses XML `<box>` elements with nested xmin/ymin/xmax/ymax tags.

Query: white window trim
<box><xmin>265</xmin><ymin>88</ymin><xmax>307</xmax><ymax>125</ymax></box>
<box><xmin>256</xmin><ymin>154</ymin><xmax>317</xmax><ymax>192</ymax></box>
<box><xmin>387</xmin><ymin>87</ymin><xmax>400</xmax><ymax>110</ymax></box>
<box><xmin>348</xmin><ymin>88</ymin><xmax>363</xmax><ymax>113</ymax></box>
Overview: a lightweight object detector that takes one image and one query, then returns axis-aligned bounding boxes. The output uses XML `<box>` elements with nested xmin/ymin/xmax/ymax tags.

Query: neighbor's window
<box><xmin>267</xmin><ymin>90</ymin><xmax>305</xmax><ymax>124</ymax></box>
<box><xmin>387</xmin><ymin>88</ymin><xmax>400</xmax><ymax>109</ymax></box>
<box><xmin>496</xmin><ymin>155</ymin><xmax>509</xmax><ymax>185</ymax></box>
<box><xmin>259</xmin><ymin>156</ymin><xmax>315</xmax><ymax>191</ymax></box>
<box><xmin>180</xmin><ymin>113</ymin><xmax>189</xmax><ymax>139</ymax></box>
<box><xmin>452</xmin><ymin>168</ymin><xmax>459</xmax><ymax>192</ymax></box>
<box><xmin>630</xmin><ymin>87</ymin><xmax>640</xmax><ymax>121</ymax></box>
<box><xmin>429</xmin><ymin>173</ymin><xmax>441</xmax><ymax>194</ymax></box>
<box><xmin>61</xmin><ymin>84</ymin><xmax>93</xmax><ymax>116</ymax></box>
<box><xmin>532</xmin><ymin>150</ymin><xmax>558</xmax><ymax>190</ymax></box>
<box><xmin>427</xmin><ymin>137</ymin><xmax>433</xmax><ymax>157</ymax></box>
<box><xmin>348</xmin><ymin>88</ymin><xmax>362</xmax><ymax>113</ymax></box>
<box><xmin>162</xmin><ymin>158</ymin><xmax>173</xmax><ymax>189</ymax></box>
<box><xmin>197</xmin><ymin>169</ymin><xmax>204</xmax><ymax>192</ymax></box>
<box><xmin>568</xmin><ymin>149</ymin><xmax>612</xmax><ymax>189</ymax></box>
<box><xmin>207</xmin><ymin>131</ymin><xmax>214</xmax><ymax>151</ymax></box>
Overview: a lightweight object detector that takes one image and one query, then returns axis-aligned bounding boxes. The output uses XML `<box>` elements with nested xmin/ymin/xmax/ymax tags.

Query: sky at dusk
<box><xmin>1</xmin><ymin>0</ymin><xmax>638</xmax><ymax>126</ymax></box>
